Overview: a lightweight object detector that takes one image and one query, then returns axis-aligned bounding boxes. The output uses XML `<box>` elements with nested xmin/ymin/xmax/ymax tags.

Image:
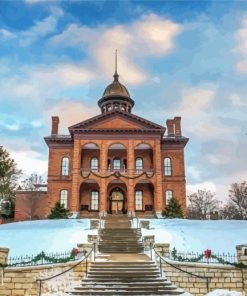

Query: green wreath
<box><xmin>81</xmin><ymin>169</ymin><xmax>154</xmax><ymax>180</ymax></box>
<box><xmin>170</xmin><ymin>248</ymin><xmax>247</xmax><ymax>269</ymax></box>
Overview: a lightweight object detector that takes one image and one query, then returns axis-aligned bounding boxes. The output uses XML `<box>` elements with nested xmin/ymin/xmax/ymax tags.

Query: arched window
<box><xmin>61</xmin><ymin>157</ymin><xmax>69</xmax><ymax>176</ymax></box>
<box><xmin>165</xmin><ymin>190</ymin><xmax>173</xmax><ymax>205</ymax></box>
<box><xmin>135</xmin><ymin>158</ymin><xmax>143</xmax><ymax>171</ymax></box>
<box><xmin>91</xmin><ymin>191</ymin><xmax>99</xmax><ymax>211</ymax></box>
<box><xmin>135</xmin><ymin>190</ymin><xmax>143</xmax><ymax>211</ymax></box>
<box><xmin>91</xmin><ymin>157</ymin><xmax>98</xmax><ymax>171</ymax></box>
<box><xmin>164</xmin><ymin>158</ymin><xmax>172</xmax><ymax>176</ymax></box>
<box><xmin>113</xmin><ymin>158</ymin><xmax>121</xmax><ymax>170</ymax></box>
<box><xmin>60</xmin><ymin>190</ymin><xmax>68</xmax><ymax>208</ymax></box>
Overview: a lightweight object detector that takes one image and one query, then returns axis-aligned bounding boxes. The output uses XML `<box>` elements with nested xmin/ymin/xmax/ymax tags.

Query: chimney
<box><xmin>166</xmin><ymin>119</ymin><xmax>175</xmax><ymax>136</ymax></box>
<box><xmin>51</xmin><ymin>116</ymin><xmax>59</xmax><ymax>135</ymax></box>
<box><xmin>174</xmin><ymin>117</ymin><xmax>182</xmax><ymax>136</ymax></box>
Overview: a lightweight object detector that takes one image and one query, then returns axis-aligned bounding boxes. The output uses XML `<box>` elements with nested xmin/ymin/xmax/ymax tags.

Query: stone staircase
<box><xmin>68</xmin><ymin>215</ymin><xmax>185</xmax><ymax>296</ymax></box>
<box><xmin>69</xmin><ymin>258</ymin><xmax>184</xmax><ymax>295</ymax></box>
<box><xmin>98</xmin><ymin>215</ymin><xmax>144</xmax><ymax>253</ymax></box>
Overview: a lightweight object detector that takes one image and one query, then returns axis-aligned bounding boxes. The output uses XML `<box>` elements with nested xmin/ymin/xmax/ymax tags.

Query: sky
<box><xmin>0</xmin><ymin>0</ymin><xmax>247</xmax><ymax>202</ymax></box>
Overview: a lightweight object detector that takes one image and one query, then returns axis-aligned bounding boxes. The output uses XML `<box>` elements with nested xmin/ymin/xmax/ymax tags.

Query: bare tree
<box><xmin>219</xmin><ymin>202</ymin><xmax>242</xmax><ymax>220</ymax></box>
<box><xmin>16</xmin><ymin>195</ymin><xmax>41</xmax><ymax>220</ymax></box>
<box><xmin>20</xmin><ymin>173</ymin><xmax>44</xmax><ymax>191</ymax></box>
<box><xmin>187</xmin><ymin>190</ymin><xmax>220</xmax><ymax>220</ymax></box>
<box><xmin>228</xmin><ymin>181</ymin><xmax>247</xmax><ymax>219</ymax></box>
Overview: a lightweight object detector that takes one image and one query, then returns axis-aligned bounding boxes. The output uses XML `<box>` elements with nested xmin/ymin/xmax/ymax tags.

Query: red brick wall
<box><xmin>47</xmin><ymin>147</ymin><xmax>73</xmax><ymax>209</ymax></box>
<box><xmin>161</xmin><ymin>147</ymin><xmax>186</xmax><ymax>212</ymax></box>
<box><xmin>135</xmin><ymin>183</ymin><xmax>154</xmax><ymax>211</ymax></box>
<box><xmin>14</xmin><ymin>191</ymin><xmax>49</xmax><ymax>221</ymax></box>
<box><xmin>134</xmin><ymin>149</ymin><xmax>153</xmax><ymax>170</ymax></box>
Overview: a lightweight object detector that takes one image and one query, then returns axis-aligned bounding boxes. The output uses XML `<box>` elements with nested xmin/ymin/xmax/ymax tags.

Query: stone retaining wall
<box><xmin>160</xmin><ymin>259</ymin><xmax>246</xmax><ymax>295</ymax></box>
<box><xmin>0</xmin><ymin>259</ymin><xmax>88</xmax><ymax>295</ymax></box>
<box><xmin>155</xmin><ymin>243</ymin><xmax>247</xmax><ymax>296</ymax></box>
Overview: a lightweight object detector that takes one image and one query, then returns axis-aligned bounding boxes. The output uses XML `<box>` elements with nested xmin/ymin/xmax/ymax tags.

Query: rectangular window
<box><xmin>166</xmin><ymin>190</ymin><xmax>173</xmax><ymax>205</ymax></box>
<box><xmin>113</xmin><ymin>159</ymin><xmax>121</xmax><ymax>170</ymax></box>
<box><xmin>60</xmin><ymin>190</ymin><xmax>68</xmax><ymax>209</ymax></box>
<box><xmin>91</xmin><ymin>191</ymin><xmax>99</xmax><ymax>211</ymax></box>
<box><xmin>164</xmin><ymin>158</ymin><xmax>172</xmax><ymax>176</ymax></box>
<box><xmin>135</xmin><ymin>190</ymin><xmax>143</xmax><ymax>211</ymax></box>
<box><xmin>61</xmin><ymin>157</ymin><xmax>69</xmax><ymax>176</ymax></box>
<box><xmin>91</xmin><ymin>158</ymin><xmax>98</xmax><ymax>170</ymax></box>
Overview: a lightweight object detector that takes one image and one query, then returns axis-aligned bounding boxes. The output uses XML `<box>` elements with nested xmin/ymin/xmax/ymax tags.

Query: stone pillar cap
<box><xmin>236</xmin><ymin>244</ymin><xmax>247</xmax><ymax>249</ymax></box>
<box><xmin>0</xmin><ymin>247</ymin><xmax>9</xmax><ymax>252</ymax></box>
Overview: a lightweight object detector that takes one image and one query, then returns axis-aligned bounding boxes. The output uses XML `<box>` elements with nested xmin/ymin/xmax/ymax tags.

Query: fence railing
<box><xmin>150</xmin><ymin>244</ymin><xmax>210</xmax><ymax>292</ymax></box>
<box><xmin>8</xmin><ymin>250</ymin><xmax>84</xmax><ymax>267</ymax></box>
<box><xmin>37</xmin><ymin>246</ymin><xmax>95</xmax><ymax>296</ymax></box>
<box><xmin>169</xmin><ymin>250</ymin><xmax>237</xmax><ymax>264</ymax></box>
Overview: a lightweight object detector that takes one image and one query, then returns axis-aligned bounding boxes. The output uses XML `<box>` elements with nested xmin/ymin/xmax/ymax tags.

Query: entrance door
<box><xmin>110</xmin><ymin>189</ymin><xmax>124</xmax><ymax>214</ymax></box>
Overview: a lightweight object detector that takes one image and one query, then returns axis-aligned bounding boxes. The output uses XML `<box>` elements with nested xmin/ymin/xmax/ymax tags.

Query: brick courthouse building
<box><xmin>15</xmin><ymin>68</ymin><xmax>189</xmax><ymax>220</ymax></box>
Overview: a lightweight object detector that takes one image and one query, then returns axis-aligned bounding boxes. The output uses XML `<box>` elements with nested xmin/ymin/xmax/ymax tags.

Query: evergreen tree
<box><xmin>162</xmin><ymin>197</ymin><xmax>184</xmax><ymax>218</ymax></box>
<box><xmin>48</xmin><ymin>202</ymin><xmax>69</xmax><ymax>219</ymax></box>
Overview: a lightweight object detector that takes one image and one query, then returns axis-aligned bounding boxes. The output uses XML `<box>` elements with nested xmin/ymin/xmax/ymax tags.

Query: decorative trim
<box><xmin>81</xmin><ymin>169</ymin><xmax>154</xmax><ymax>180</ymax></box>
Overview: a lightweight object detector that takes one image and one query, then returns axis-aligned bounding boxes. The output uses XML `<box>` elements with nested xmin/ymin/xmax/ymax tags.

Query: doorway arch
<box><xmin>107</xmin><ymin>180</ymin><xmax>127</xmax><ymax>214</ymax></box>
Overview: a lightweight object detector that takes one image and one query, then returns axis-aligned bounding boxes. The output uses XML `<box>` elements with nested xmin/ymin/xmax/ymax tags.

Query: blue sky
<box><xmin>0</xmin><ymin>0</ymin><xmax>247</xmax><ymax>201</ymax></box>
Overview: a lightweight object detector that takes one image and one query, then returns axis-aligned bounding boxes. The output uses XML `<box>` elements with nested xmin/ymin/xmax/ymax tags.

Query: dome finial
<box><xmin>113</xmin><ymin>49</ymin><xmax>119</xmax><ymax>81</ymax></box>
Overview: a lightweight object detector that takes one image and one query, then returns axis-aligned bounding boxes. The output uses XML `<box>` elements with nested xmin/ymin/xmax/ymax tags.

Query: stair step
<box><xmin>69</xmin><ymin>290</ymin><xmax>183</xmax><ymax>295</ymax></box>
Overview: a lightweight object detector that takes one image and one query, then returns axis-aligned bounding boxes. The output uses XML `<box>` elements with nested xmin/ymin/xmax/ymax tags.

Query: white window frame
<box><xmin>135</xmin><ymin>158</ymin><xmax>143</xmax><ymax>171</ymax></box>
<box><xmin>164</xmin><ymin>158</ymin><xmax>172</xmax><ymax>176</ymax></box>
<box><xmin>113</xmin><ymin>158</ymin><xmax>121</xmax><ymax>170</ymax></box>
<box><xmin>91</xmin><ymin>191</ymin><xmax>99</xmax><ymax>211</ymax></box>
<box><xmin>135</xmin><ymin>190</ymin><xmax>143</xmax><ymax>211</ymax></box>
<box><xmin>61</xmin><ymin>157</ymin><xmax>69</xmax><ymax>176</ymax></box>
<box><xmin>166</xmin><ymin>190</ymin><xmax>173</xmax><ymax>205</ymax></box>
<box><xmin>91</xmin><ymin>157</ymin><xmax>98</xmax><ymax>171</ymax></box>
<box><xmin>60</xmin><ymin>190</ymin><xmax>68</xmax><ymax>208</ymax></box>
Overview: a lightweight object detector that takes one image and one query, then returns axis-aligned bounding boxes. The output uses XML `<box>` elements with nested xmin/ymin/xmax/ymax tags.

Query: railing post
<box><xmin>93</xmin><ymin>243</ymin><xmax>96</xmax><ymax>261</ymax></box>
<box><xmin>85</xmin><ymin>257</ymin><xmax>88</xmax><ymax>277</ymax></box>
<box><xmin>160</xmin><ymin>256</ymin><xmax>162</xmax><ymax>277</ymax></box>
<box><xmin>150</xmin><ymin>243</ymin><xmax>152</xmax><ymax>261</ymax></box>
<box><xmin>38</xmin><ymin>280</ymin><xmax>42</xmax><ymax>296</ymax></box>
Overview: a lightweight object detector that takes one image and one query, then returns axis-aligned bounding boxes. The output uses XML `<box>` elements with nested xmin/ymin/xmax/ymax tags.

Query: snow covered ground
<box><xmin>142</xmin><ymin>219</ymin><xmax>247</xmax><ymax>254</ymax></box>
<box><xmin>0</xmin><ymin>218</ymin><xmax>246</xmax><ymax>256</ymax></box>
<box><xmin>0</xmin><ymin>219</ymin><xmax>96</xmax><ymax>256</ymax></box>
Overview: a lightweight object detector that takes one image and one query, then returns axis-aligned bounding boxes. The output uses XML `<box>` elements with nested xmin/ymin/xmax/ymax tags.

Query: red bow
<box><xmin>204</xmin><ymin>249</ymin><xmax>212</xmax><ymax>259</ymax></box>
<box><xmin>73</xmin><ymin>248</ymin><xmax>79</xmax><ymax>256</ymax></box>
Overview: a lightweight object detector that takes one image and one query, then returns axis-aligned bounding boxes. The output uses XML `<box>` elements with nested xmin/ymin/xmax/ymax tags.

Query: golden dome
<box><xmin>102</xmin><ymin>77</ymin><xmax>130</xmax><ymax>99</ymax></box>
<box><xmin>98</xmin><ymin>72</ymin><xmax>135</xmax><ymax>113</ymax></box>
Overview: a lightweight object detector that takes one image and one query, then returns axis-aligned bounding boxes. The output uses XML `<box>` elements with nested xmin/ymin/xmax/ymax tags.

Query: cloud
<box><xmin>235</xmin><ymin>16</ymin><xmax>247</xmax><ymax>73</ymax></box>
<box><xmin>46</xmin><ymin>100</ymin><xmax>98</xmax><ymax>133</ymax></box>
<box><xmin>0</xmin><ymin>29</ymin><xmax>15</xmax><ymax>40</ymax></box>
<box><xmin>20</xmin><ymin>15</ymin><xmax>58</xmax><ymax>46</ymax></box>
<box><xmin>230</xmin><ymin>93</ymin><xmax>247</xmax><ymax>107</ymax></box>
<box><xmin>50</xmin><ymin>14</ymin><xmax>182</xmax><ymax>85</ymax></box>
<box><xmin>33</xmin><ymin>63</ymin><xmax>94</xmax><ymax>87</ymax></box>
<box><xmin>173</xmin><ymin>86</ymin><xmax>240</xmax><ymax>140</ymax></box>
<box><xmin>10</xmin><ymin>150</ymin><xmax>47</xmax><ymax>175</ymax></box>
<box><xmin>187</xmin><ymin>181</ymin><xmax>217</xmax><ymax>195</ymax></box>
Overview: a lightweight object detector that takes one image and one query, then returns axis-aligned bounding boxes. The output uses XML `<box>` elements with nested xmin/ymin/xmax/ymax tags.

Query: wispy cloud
<box><xmin>235</xmin><ymin>15</ymin><xmax>247</xmax><ymax>73</ymax></box>
<box><xmin>50</xmin><ymin>13</ymin><xmax>182</xmax><ymax>84</ymax></box>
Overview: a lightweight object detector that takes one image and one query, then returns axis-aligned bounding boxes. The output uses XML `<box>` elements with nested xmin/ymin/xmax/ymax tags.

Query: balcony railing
<box><xmin>81</xmin><ymin>168</ymin><xmax>154</xmax><ymax>174</ymax></box>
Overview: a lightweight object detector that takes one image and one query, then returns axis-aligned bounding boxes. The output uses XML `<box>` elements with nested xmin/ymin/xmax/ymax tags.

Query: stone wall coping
<box><xmin>236</xmin><ymin>244</ymin><xmax>247</xmax><ymax>249</ymax></box>
<box><xmin>154</xmin><ymin>243</ymin><xmax>170</xmax><ymax>247</ymax></box>
<box><xmin>4</xmin><ymin>259</ymin><xmax>87</xmax><ymax>272</ymax></box>
<box><xmin>0</xmin><ymin>247</ymin><xmax>9</xmax><ymax>253</ymax></box>
<box><xmin>161</xmin><ymin>257</ymin><xmax>239</xmax><ymax>270</ymax></box>
<box><xmin>15</xmin><ymin>190</ymin><xmax>48</xmax><ymax>194</ymax></box>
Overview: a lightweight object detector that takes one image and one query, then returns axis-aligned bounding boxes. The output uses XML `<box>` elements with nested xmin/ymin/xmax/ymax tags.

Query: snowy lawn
<box><xmin>0</xmin><ymin>218</ymin><xmax>247</xmax><ymax>257</ymax></box>
<box><xmin>142</xmin><ymin>219</ymin><xmax>247</xmax><ymax>254</ymax></box>
<box><xmin>0</xmin><ymin>219</ymin><xmax>96</xmax><ymax>256</ymax></box>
